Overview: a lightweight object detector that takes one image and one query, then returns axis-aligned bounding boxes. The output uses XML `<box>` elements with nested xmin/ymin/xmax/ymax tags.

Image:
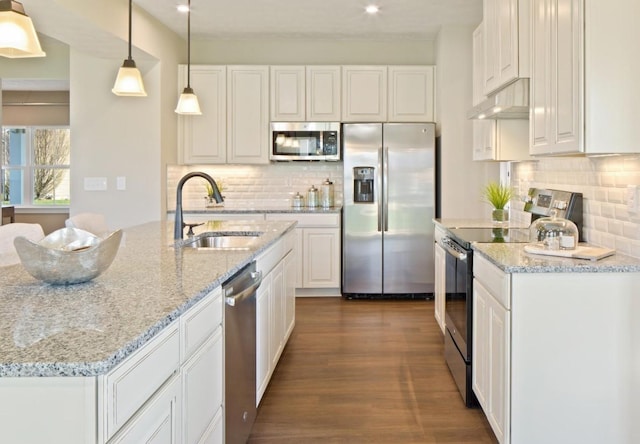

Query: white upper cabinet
<box><xmin>530</xmin><ymin>0</ymin><xmax>640</xmax><ymax>155</ymax></box>
<box><xmin>482</xmin><ymin>0</ymin><xmax>530</xmax><ymax>95</ymax></box>
<box><xmin>270</xmin><ymin>66</ymin><xmax>305</xmax><ymax>121</ymax></box>
<box><xmin>342</xmin><ymin>65</ymin><xmax>436</xmax><ymax>122</ymax></box>
<box><xmin>270</xmin><ymin>66</ymin><xmax>341</xmax><ymax>122</ymax></box>
<box><xmin>177</xmin><ymin>65</ymin><xmax>227</xmax><ymax>164</ymax></box>
<box><xmin>306</xmin><ymin>66</ymin><xmax>341</xmax><ymax>121</ymax></box>
<box><xmin>227</xmin><ymin>66</ymin><xmax>270</xmax><ymax>164</ymax></box>
<box><xmin>472</xmin><ymin>23</ymin><xmax>530</xmax><ymax>161</ymax></box>
<box><xmin>388</xmin><ymin>66</ymin><xmax>435</xmax><ymax>122</ymax></box>
<box><xmin>342</xmin><ymin>66</ymin><xmax>388</xmax><ymax>122</ymax></box>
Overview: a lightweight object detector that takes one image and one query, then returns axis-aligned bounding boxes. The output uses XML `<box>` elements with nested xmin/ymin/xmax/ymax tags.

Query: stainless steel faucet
<box><xmin>175</xmin><ymin>172</ymin><xmax>224</xmax><ymax>239</ymax></box>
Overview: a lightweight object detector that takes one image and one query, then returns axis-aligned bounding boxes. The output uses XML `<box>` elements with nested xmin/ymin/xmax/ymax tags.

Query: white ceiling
<box><xmin>134</xmin><ymin>0</ymin><xmax>482</xmax><ymax>41</ymax></box>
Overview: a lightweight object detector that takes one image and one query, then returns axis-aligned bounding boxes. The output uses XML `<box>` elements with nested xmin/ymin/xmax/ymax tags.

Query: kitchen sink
<box><xmin>181</xmin><ymin>232</ymin><xmax>262</xmax><ymax>250</ymax></box>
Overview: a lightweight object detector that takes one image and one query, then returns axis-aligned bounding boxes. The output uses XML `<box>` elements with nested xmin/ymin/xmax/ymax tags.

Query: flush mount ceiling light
<box><xmin>0</xmin><ymin>0</ymin><xmax>45</xmax><ymax>58</ymax></box>
<box><xmin>112</xmin><ymin>0</ymin><xmax>147</xmax><ymax>96</ymax></box>
<box><xmin>175</xmin><ymin>0</ymin><xmax>201</xmax><ymax>115</ymax></box>
<box><xmin>365</xmin><ymin>5</ymin><xmax>379</xmax><ymax>14</ymax></box>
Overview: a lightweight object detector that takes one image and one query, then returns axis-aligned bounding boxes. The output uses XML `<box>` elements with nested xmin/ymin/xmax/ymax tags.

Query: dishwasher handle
<box><xmin>225</xmin><ymin>271</ymin><xmax>262</xmax><ymax>307</ymax></box>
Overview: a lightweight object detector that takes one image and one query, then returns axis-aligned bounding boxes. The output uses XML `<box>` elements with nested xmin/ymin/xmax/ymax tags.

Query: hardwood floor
<box><xmin>249</xmin><ymin>297</ymin><xmax>497</xmax><ymax>443</ymax></box>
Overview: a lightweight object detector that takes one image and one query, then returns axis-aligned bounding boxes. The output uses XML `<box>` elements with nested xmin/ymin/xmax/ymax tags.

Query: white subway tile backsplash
<box><xmin>167</xmin><ymin>163</ymin><xmax>344</xmax><ymax>211</ymax></box>
<box><xmin>511</xmin><ymin>155</ymin><xmax>640</xmax><ymax>259</ymax></box>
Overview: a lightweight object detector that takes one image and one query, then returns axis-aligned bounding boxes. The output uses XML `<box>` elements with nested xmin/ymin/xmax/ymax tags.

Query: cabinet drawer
<box><xmin>474</xmin><ymin>253</ymin><xmax>510</xmax><ymax>309</ymax></box>
<box><xmin>266</xmin><ymin>212</ymin><xmax>340</xmax><ymax>227</ymax></box>
<box><xmin>103</xmin><ymin>322</ymin><xmax>180</xmax><ymax>441</ymax></box>
<box><xmin>181</xmin><ymin>287</ymin><xmax>222</xmax><ymax>361</ymax></box>
<box><xmin>257</xmin><ymin>237</ymin><xmax>284</xmax><ymax>275</ymax></box>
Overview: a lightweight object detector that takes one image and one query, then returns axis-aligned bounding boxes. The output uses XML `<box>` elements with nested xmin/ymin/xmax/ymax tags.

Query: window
<box><xmin>1</xmin><ymin>127</ymin><xmax>71</xmax><ymax>207</ymax></box>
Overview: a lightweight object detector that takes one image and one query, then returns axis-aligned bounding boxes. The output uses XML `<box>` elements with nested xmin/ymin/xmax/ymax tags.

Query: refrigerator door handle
<box><xmin>383</xmin><ymin>147</ymin><xmax>389</xmax><ymax>232</ymax></box>
<box><xmin>377</xmin><ymin>146</ymin><xmax>383</xmax><ymax>232</ymax></box>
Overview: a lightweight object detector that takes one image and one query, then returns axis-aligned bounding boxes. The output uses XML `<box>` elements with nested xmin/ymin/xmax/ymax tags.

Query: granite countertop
<box><xmin>473</xmin><ymin>243</ymin><xmax>640</xmax><ymax>273</ymax></box>
<box><xmin>434</xmin><ymin>218</ymin><xmax>529</xmax><ymax>229</ymax></box>
<box><xmin>0</xmin><ymin>219</ymin><xmax>296</xmax><ymax>378</ymax></box>
<box><xmin>172</xmin><ymin>203</ymin><xmax>342</xmax><ymax>215</ymax></box>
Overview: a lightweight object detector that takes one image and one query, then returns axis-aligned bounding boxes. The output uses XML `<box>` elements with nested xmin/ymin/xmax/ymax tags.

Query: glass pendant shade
<box><xmin>0</xmin><ymin>0</ymin><xmax>45</xmax><ymax>58</ymax></box>
<box><xmin>175</xmin><ymin>87</ymin><xmax>201</xmax><ymax>115</ymax></box>
<box><xmin>175</xmin><ymin>0</ymin><xmax>201</xmax><ymax>115</ymax></box>
<box><xmin>113</xmin><ymin>59</ymin><xmax>147</xmax><ymax>96</ymax></box>
<box><xmin>112</xmin><ymin>0</ymin><xmax>146</xmax><ymax>97</ymax></box>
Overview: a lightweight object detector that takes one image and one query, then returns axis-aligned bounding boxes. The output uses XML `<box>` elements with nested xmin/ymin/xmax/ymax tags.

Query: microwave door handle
<box><xmin>377</xmin><ymin>147</ymin><xmax>383</xmax><ymax>232</ymax></box>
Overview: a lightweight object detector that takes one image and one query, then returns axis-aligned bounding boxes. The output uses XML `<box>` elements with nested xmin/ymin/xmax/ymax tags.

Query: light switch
<box><xmin>116</xmin><ymin>176</ymin><xmax>126</xmax><ymax>191</ymax></box>
<box><xmin>84</xmin><ymin>177</ymin><xmax>107</xmax><ymax>191</ymax></box>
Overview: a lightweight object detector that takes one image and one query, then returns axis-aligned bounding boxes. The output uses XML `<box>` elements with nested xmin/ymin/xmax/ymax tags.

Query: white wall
<box><xmin>192</xmin><ymin>39</ymin><xmax>436</xmax><ymax>65</ymax></box>
<box><xmin>435</xmin><ymin>25</ymin><xmax>499</xmax><ymax>219</ymax></box>
<box><xmin>4</xmin><ymin>0</ymin><xmax>184</xmax><ymax>228</ymax></box>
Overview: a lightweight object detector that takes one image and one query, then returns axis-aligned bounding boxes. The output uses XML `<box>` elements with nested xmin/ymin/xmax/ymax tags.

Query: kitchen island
<box><xmin>0</xmin><ymin>219</ymin><xmax>296</xmax><ymax>443</ymax></box>
<box><xmin>471</xmin><ymin>243</ymin><xmax>640</xmax><ymax>444</ymax></box>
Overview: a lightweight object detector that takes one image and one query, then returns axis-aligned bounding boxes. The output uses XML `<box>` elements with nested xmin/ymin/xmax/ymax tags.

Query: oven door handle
<box><xmin>440</xmin><ymin>238</ymin><xmax>468</xmax><ymax>261</ymax></box>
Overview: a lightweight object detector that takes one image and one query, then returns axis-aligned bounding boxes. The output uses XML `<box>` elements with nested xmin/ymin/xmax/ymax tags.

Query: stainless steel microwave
<box><xmin>270</xmin><ymin>122</ymin><xmax>340</xmax><ymax>161</ymax></box>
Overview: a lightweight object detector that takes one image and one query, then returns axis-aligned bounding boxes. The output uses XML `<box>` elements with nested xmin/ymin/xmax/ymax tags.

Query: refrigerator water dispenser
<box><xmin>353</xmin><ymin>167</ymin><xmax>374</xmax><ymax>203</ymax></box>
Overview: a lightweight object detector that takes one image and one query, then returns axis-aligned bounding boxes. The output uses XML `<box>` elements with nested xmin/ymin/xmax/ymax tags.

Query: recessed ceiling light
<box><xmin>365</xmin><ymin>5</ymin><xmax>379</xmax><ymax>14</ymax></box>
<box><xmin>177</xmin><ymin>4</ymin><xmax>189</xmax><ymax>13</ymax></box>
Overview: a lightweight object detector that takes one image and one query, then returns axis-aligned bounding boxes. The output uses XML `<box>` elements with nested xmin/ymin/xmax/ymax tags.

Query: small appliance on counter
<box><xmin>436</xmin><ymin>187</ymin><xmax>583</xmax><ymax>407</ymax></box>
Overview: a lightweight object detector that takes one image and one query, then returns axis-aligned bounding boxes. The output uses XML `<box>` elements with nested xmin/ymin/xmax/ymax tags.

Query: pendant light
<box><xmin>112</xmin><ymin>0</ymin><xmax>147</xmax><ymax>96</ymax></box>
<box><xmin>0</xmin><ymin>0</ymin><xmax>45</xmax><ymax>58</ymax></box>
<box><xmin>175</xmin><ymin>0</ymin><xmax>201</xmax><ymax>115</ymax></box>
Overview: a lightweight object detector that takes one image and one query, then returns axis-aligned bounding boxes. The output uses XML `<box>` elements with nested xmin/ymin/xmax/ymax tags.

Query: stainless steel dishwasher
<box><xmin>224</xmin><ymin>261</ymin><xmax>262</xmax><ymax>444</ymax></box>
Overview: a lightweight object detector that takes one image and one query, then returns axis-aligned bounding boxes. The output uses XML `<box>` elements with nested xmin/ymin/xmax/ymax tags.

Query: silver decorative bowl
<box><xmin>14</xmin><ymin>228</ymin><xmax>123</xmax><ymax>285</ymax></box>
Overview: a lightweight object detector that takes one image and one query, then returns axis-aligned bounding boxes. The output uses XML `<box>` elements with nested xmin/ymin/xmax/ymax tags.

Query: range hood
<box><xmin>467</xmin><ymin>78</ymin><xmax>529</xmax><ymax>120</ymax></box>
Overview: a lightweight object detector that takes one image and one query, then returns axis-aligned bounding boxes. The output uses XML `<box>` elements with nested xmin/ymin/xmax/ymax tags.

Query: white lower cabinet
<box><xmin>472</xmin><ymin>276</ymin><xmax>510</xmax><ymax>444</ymax></box>
<box><xmin>266</xmin><ymin>213</ymin><xmax>341</xmax><ymax>295</ymax></box>
<box><xmin>256</xmin><ymin>230</ymin><xmax>296</xmax><ymax>405</ymax></box>
<box><xmin>473</xmin><ymin>252</ymin><xmax>640</xmax><ymax>444</ymax></box>
<box><xmin>433</xmin><ymin>241</ymin><xmax>446</xmax><ymax>334</ymax></box>
<box><xmin>108</xmin><ymin>374</ymin><xmax>182</xmax><ymax>444</ymax></box>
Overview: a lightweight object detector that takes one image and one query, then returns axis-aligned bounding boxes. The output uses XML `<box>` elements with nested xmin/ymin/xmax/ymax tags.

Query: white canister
<box><xmin>291</xmin><ymin>192</ymin><xmax>304</xmax><ymax>209</ymax></box>
<box><xmin>320</xmin><ymin>178</ymin><xmax>334</xmax><ymax>208</ymax></box>
<box><xmin>307</xmin><ymin>185</ymin><xmax>319</xmax><ymax>207</ymax></box>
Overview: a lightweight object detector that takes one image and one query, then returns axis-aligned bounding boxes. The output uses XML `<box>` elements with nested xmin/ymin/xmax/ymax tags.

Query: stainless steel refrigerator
<box><xmin>342</xmin><ymin>123</ymin><xmax>435</xmax><ymax>298</ymax></box>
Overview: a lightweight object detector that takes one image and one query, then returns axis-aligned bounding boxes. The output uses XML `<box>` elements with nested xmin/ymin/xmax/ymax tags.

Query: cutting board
<box><xmin>523</xmin><ymin>244</ymin><xmax>616</xmax><ymax>261</ymax></box>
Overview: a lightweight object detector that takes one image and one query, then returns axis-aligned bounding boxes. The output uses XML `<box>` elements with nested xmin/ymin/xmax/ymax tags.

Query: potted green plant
<box><xmin>205</xmin><ymin>181</ymin><xmax>225</xmax><ymax>206</ymax></box>
<box><xmin>482</xmin><ymin>181</ymin><xmax>514</xmax><ymax>222</ymax></box>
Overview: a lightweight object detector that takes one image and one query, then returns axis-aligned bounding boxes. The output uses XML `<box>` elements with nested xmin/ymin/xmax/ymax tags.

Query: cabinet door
<box><xmin>472</xmin><ymin>120</ymin><xmax>496</xmax><ymax>161</ymax></box>
<box><xmin>302</xmin><ymin>227</ymin><xmax>340</xmax><ymax>288</ymax></box>
<box><xmin>283</xmin><ymin>250</ymin><xmax>296</xmax><ymax>340</ymax></box>
<box><xmin>227</xmin><ymin>66</ymin><xmax>269</xmax><ymax>164</ymax></box>
<box><xmin>109</xmin><ymin>374</ymin><xmax>181</xmax><ymax>444</ymax></box>
<box><xmin>182</xmin><ymin>330</ymin><xmax>223</xmax><ymax>444</ymax></box>
<box><xmin>433</xmin><ymin>242</ymin><xmax>446</xmax><ymax>334</ymax></box>
<box><xmin>530</xmin><ymin>0</ymin><xmax>583</xmax><ymax>155</ymax></box>
<box><xmin>270</xmin><ymin>66</ymin><xmax>305</xmax><ymax>121</ymax></box>
<box><xmin>473</xmin><ymin>279</ymin><xmax>510</xmax><ymax>444</ymax></box>
<box><xmin>388</xmin><ymin>66</ymin><xmax>435</xmax><ymax>122</ymax></box>
<box><xmin>269</xmin><ymin>262</ymin><xmax>285</xmax><ymax>369</ymax></box>
<box><xmin>342</xmin><ymin>66</ymin><xmax>387</xmax><ymax>122</ymax></box>
<box><xmin>178</xmin><ymin>65</ymin><xmax>226</xmax><ymax>164</ymax></box>
<box><xmin>306</xmin><ymin>66</ymin><xmax>341</xmax><ymax>121</ymax></box>
<box><xmin>472</xmin><ymin>24</ymin><xmax>486</xmax><ymax>107</ymax></box>
<box><xmin>256</xmin><ymin>272</ymin><xmax>272</xmax><ymax>405</ymax></box>
<box><xmin>483</xmin><ymin>0</ymin><xmax>525</xmax><ymax>95</ymax></box>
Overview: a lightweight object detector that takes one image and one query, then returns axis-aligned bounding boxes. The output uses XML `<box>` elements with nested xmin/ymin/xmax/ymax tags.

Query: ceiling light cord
<box><xmin>186</xmin><ymin>0</ymin><xmax>191</xmax><ymax>89</ymax></box>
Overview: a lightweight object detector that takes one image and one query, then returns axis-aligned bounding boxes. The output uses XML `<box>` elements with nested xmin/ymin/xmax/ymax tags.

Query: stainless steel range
<box><xmin>437</xmin><ymin>188</ymin><xmax>583</xmax><ymax>407</ymax></box>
